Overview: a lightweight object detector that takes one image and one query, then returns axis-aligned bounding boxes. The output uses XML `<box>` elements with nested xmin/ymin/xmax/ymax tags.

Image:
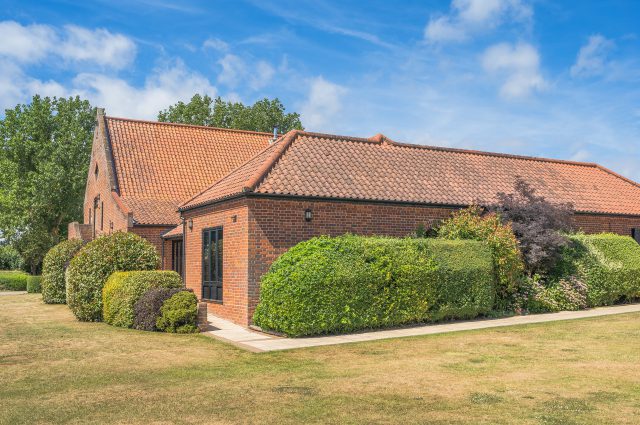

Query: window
<box><xmin>632</xmin><ymin>228</ymin><xmax>640</xmax><ymax>244</ymax></box>
<box><xmin>202</xmin><ymin>227</ymin><xmax>223</xmax><ymax>301</ymax></box>
<box><xmin>94</xmin><ymin>164</ymin><xmax>99</xmax><ymax>178</ymax></box>
<box><xmin>100</xmin><ymin>201</ymin><xmax>104</xmax><ymax>231</ymax></box>
<box><xmin>171</xmin><ymin>239</ymin><xmax>183</xmax><ymax>278</ymax></box>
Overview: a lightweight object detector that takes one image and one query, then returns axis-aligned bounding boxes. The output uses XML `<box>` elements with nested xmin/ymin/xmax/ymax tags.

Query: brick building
<box><xmin>68</xmin><ymin>109</ymin><xmax>271</xmax><ymax>270</ymax></box>
<box><xmin>72</xmin><ymin>112</ymin><xmax>640</xmax><ymax>327</ymax></box>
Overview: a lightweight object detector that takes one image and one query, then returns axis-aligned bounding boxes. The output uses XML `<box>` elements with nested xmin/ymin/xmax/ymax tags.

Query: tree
<box><xmin>491</xmin><ymin>178</ymin><xmax>574</xmax><ymax>276</ymax></box>
<box><xmin>158</xmin><ymin>94</ymin><xmax>304</xmax><ymax>133</ymax></box>
<box><xmin>0</xmin><ymin>95</ymin><xmax>95</xmax><ymax>273</ymax></box>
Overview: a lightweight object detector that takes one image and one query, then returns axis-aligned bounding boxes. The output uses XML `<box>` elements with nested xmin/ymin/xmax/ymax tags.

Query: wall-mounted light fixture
<box><xmin>304</xmin><ymin>209</ymin><xmax>313</xmax><ymax>222</ymax></box>
<box><xmin>188</xmin><ymin>218</ymin><xmax>193</xmax><ymax>230</ymax></box>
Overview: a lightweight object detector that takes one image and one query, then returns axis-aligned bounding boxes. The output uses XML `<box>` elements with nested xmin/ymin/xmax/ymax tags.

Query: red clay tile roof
<box><xmin>162</xmin><ymin>224</ymin><xmax>183</xmax><ymax>239</ymax></box>
<box><xmin>105</xmin><ymin>117</ymin><xmax>272</xmax><ymax>225</ymax></box>
<box><xmin>182</xmin><ymin>130</ymin><xmax>640</xmax><ymax>216</ymax></box>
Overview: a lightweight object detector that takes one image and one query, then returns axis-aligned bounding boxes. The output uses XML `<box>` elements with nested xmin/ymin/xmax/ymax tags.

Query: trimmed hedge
<box><xmin>0</xmin><ymin>271</ymin><xmax>29</xmax><ymax>291</ymax></box>
<box><xmin>66</xmin><ymin>232</ymin><xmax>160</xmax><ymax>322</ymax></box>
<box><xmin>41</xmin><ymin>239</ymin><xmax>84</xmax><ymax>304</ymax></box>
<box><xmin>103</xmin><ymin>271</ymin><xmax>183</xmax><ymax>328</ymax></box>
<box><xmin>556</xmin><ymin>233</ymin><xmax>640</xmax><ymax>306</ymax></box>
<box><xmin>253</xmin><ymin>235</ymin><xmax>494</xmax><ymax>337</ymax></box>
<box><xmin>134</xmin><ymin>287</ymin><xmax>185</xmax><ymax>331</ymax></box>
<box><xmin>27</xmin><ymin>276</ymin><xmax>42</xmax><ymax>293</ymax></box>
<box><xmin>156</xmin><ymin>290</ymin><xmax>199</xmax><ymax>333</ymax></box>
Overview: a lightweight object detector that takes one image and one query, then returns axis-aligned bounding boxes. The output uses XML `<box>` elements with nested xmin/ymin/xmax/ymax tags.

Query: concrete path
<box><xmin>204</xmin><ymin>303</ymin><xmax>640</xmax><ymax>352</ymax></box>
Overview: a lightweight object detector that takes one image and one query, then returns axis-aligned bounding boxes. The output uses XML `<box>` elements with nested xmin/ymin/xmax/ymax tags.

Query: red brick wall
<box><xmin>573</xmin><ymin>214</ymin><xmax>640</xmax><ymax>236</ymax></box>
<box><xmin>246</xmin><ymin>197</ymin><xmax>456</xmax><ymax>322</ymax></box>
<box><xmin>180</xmin><ymin>195</ymin><xmax>640</xmax><ymax>327</ymax></box>
<box><xmin>182</xmin><ymin>198</ymin><xmax>250</xmax><ymax>325</ymax></box>
<box><xmin>82</xmin><ymin>111</ymin><xmax>130</xmax><ymax>238</ymax></box>
<box><xmin>130</xmin><ymin>225</ymin><xmax>173</xmax><ymax>262</ymax></box>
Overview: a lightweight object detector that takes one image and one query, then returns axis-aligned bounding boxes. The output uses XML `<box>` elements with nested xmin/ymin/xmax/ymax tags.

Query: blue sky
<box><xmin>1</xmin><ymin>0</ymin><xmax>640</xmax><ymax>179</ymax></box>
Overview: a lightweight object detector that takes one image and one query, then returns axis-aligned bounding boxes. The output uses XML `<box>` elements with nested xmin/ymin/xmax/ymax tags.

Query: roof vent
<box><xmin>270</xmin><ymin>127</ymin><xmax>278</xmax><ymax>144</ymax></box>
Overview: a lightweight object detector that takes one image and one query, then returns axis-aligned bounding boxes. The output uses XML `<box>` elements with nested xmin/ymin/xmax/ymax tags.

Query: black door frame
<box><xmin>201</xmin><ymin>227</ymin><xmax>223</xmax><ymax>301</ymax></box>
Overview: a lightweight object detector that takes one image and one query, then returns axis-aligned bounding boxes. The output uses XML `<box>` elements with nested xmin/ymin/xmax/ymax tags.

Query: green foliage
<box><xmin>0</xmin><ymin>270</ymin><xmax>28</xmax><ymax>291</ymax></box>
<box><xmin>133</xmin><ymin>287</ymin><xmax>185</xmax><ymax>331</ymax></box>
<box><xmin>437</xmin><ymin>206</ymin><xmax>524</xmax><ymax>307</ymax></box>
<box><xmin>103</xmin><ymin>271</ymin><xmax>183</xmax><ymax>328</ymax></box>
<box><xmin>521</xmin><ymin>275</ymin><xmax>588</xmax><ymax>313</ymax></box>
<box><xmin>66</xmin><ymin>232</ymin><xmax>160</xmax><ymax>322</ymax></box>
<box><xmin>158</xmin><ymin>94</ymin><xmax>304</xmax><ymax>132</ymax></box>
<box><xmin>556</xmin><ymin>234</ymin><xmax>640</xmax><ymax>307</ymax></box>
<box><xmin>156</xmin><ymin>290</ymin><xmax>199</xmax><ymax>333</ymax></box>
<box><xmin>26</xmin><ymin>275</ymin><xmax>42</xmax><ymax>293</ymax></box>
<box><xmin>0</xmin><ymin>244</ymin><xmax>24</xmax><ymax>270</ymax></box>
<box><xmin>253</xmin><ymin>235</ymin><xmax>494</xmax><ymax>337</ymax></box>
<box><xmin>41</xmin><ymin>239</ymin><xmax>84</xmax><ymax>304</ymax></box>
<box><xmin>0</xmin><ymin>95</ymin><xmax>95</xmax><ymax>274</ymax></box>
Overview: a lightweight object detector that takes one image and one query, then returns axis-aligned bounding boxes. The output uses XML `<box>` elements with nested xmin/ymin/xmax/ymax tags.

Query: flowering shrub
<box><xmin>521</xmin><ymin>275</ymin><xmax>588</xmax><ymax>313</ymax></box>
<box><xmin>437</xmin><ymin>206</ymin><xmax>524</xmax><ymax>308</ymax></box>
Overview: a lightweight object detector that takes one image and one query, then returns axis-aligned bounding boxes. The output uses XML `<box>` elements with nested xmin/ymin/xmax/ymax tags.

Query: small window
<box><xmin>94</xmin><ymin>164</ymin><xmax>99</xmax><ymax>179</ymax></box>
<box><xmin>100</xmin><ymin>201</ymin><xmax>104</xmax><ymax>231</ymax></box>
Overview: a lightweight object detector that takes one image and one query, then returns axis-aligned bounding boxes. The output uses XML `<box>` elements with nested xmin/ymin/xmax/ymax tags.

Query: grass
<box><xmin>1</xmin><ymin>295</ymin><xmax>640</xmax><ymax>424</ymax></box>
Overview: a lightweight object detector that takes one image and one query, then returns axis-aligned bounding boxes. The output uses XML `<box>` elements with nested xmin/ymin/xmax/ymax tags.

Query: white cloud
<box><xmin>570</xmin><ymin>34</ymin><xmax>614</xmax><ymax>78</ymax></box>
<box><xmin>482</xmin><ymin>42</ymin><xmax>546</xmax><ymax>98</ymax></box>
<box><xmin>58</xmin><ymin>25</ymin><xmax>136</xmax><ymax>69</ymax></box>
<box><xmin>0</xmin><ymin>21</ymin><xmax>136</xmax><ymax>69</ymax></box>
<box><xmin>203</xmin><ymin>37</ymin><xmax>229</xmax><ymax>52</ymax></box>
<box><xmin>300</xmin><ymin>76</ymin><xmax>346</xmax><ymax>130</ymax></box>
<box><xmin>424</xmin><ymin>0</ymin><xmax>532</xmax><ymax>43</ymax></box>
<box><xmin>217</xmin><ymin>54</ymin><xmax>275</xmax><ymax>90</ymax></box>
<box><xmin>73</xmin><ymin>60</ymin><xmax>216</xmax><ymax>119</ymax></box>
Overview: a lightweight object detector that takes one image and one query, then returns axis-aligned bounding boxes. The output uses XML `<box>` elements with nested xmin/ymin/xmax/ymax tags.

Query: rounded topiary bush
<box><xmin>156</xmin><ymin>290</ymin><xmax>199</xmax><ymax>333</ymax></box>
<box><xmin>41</xmin><ymin>239</ymin><xmax>84</xmax><ymax>304</ymax></box>
<box><xmin>26</xmin><ymin>275</ymin><xmax>42</xmax><ymax>293</ymax></box>
<box><xmin>66</xmin><ymin>232</ymin><xmax>159</xmax><ymax>322</ymax></box>
<box><xmin>103</xmin><ymin>271</ymin><xmax>183</xmax><ymax>328</ymax></box>
<box><xmin>253</xmin><ymin>235</ymin><xmax>494</xmax><ymax>337</ymax></box>
<box><xmin>134</xmin><ymin>287</ymin><xmax>185</xmax><ymax>331</ymax></box>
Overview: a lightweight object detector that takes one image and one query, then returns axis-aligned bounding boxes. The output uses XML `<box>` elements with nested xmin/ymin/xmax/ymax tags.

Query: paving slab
<box><xmin>202</xmin><ymin>303</ymin><xmax>640</xmax><ymax>352</ymax></box>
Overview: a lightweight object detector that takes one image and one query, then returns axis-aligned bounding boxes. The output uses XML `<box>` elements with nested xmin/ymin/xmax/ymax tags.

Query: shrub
<box><xmin>253</xmin><ymin>235</ymin><xmax>494</xmax><ymax>337</ymax></box>
<box><xmin>437</xmin><ymin>206</ymin><xmax>524</xmax><ymax>308</ymax></box>
<box><xmin>103</xmin><ymin>271</ymin><xmax>183</xmax><ymax>328</ymax></box>
<box><xmin>41</xmin><ymin>239</ymin><xmax>84</xmax><ymax>304</ymax></box>
<box><xmin>66</xmin><ymin>232</ymin><xmax>159</xmax><ymax>322</ymax></box>
<box><xmin>26</xmin><ymin>275</ymin><xmax>42</xmax><ymax>293</ymax></box>
<box><xmin>522</xmin><ymin>275</ymin><xmax>588</xmax><ymax>313</ymax></box>
<box><xmin>491</xmin><ymin>178</ymin><xmax>574</xmax><ymax>275</ymax></box>
<box><xmin>0</xmin><ymin>245</ymin><xmax>24</xmax><ymax>270</ymax></box>
<box><xmin>156</xmin><ymin>290</ymin><xmax>199</xmax><ymax>333</ymax></box>
<box><xmin>134</xmin><ymin>287</ymin><xmax>185</xmax><ymax>331</ymax></box>
<box><xmin>0</xmin><ymin>271</ymin><xmax>29</xmax><ymax>291</ymax></box>
<box><xmin>556</xmin><ymin>234</ymin><xmax>640</xmax><ymax>307</ymax></box>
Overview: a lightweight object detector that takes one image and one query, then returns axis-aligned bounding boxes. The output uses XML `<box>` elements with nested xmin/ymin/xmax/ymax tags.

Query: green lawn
<box><xmin>1</xmin><ymin>294</ymin><xmax>640</xmax><ymax>424</ymax></box>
